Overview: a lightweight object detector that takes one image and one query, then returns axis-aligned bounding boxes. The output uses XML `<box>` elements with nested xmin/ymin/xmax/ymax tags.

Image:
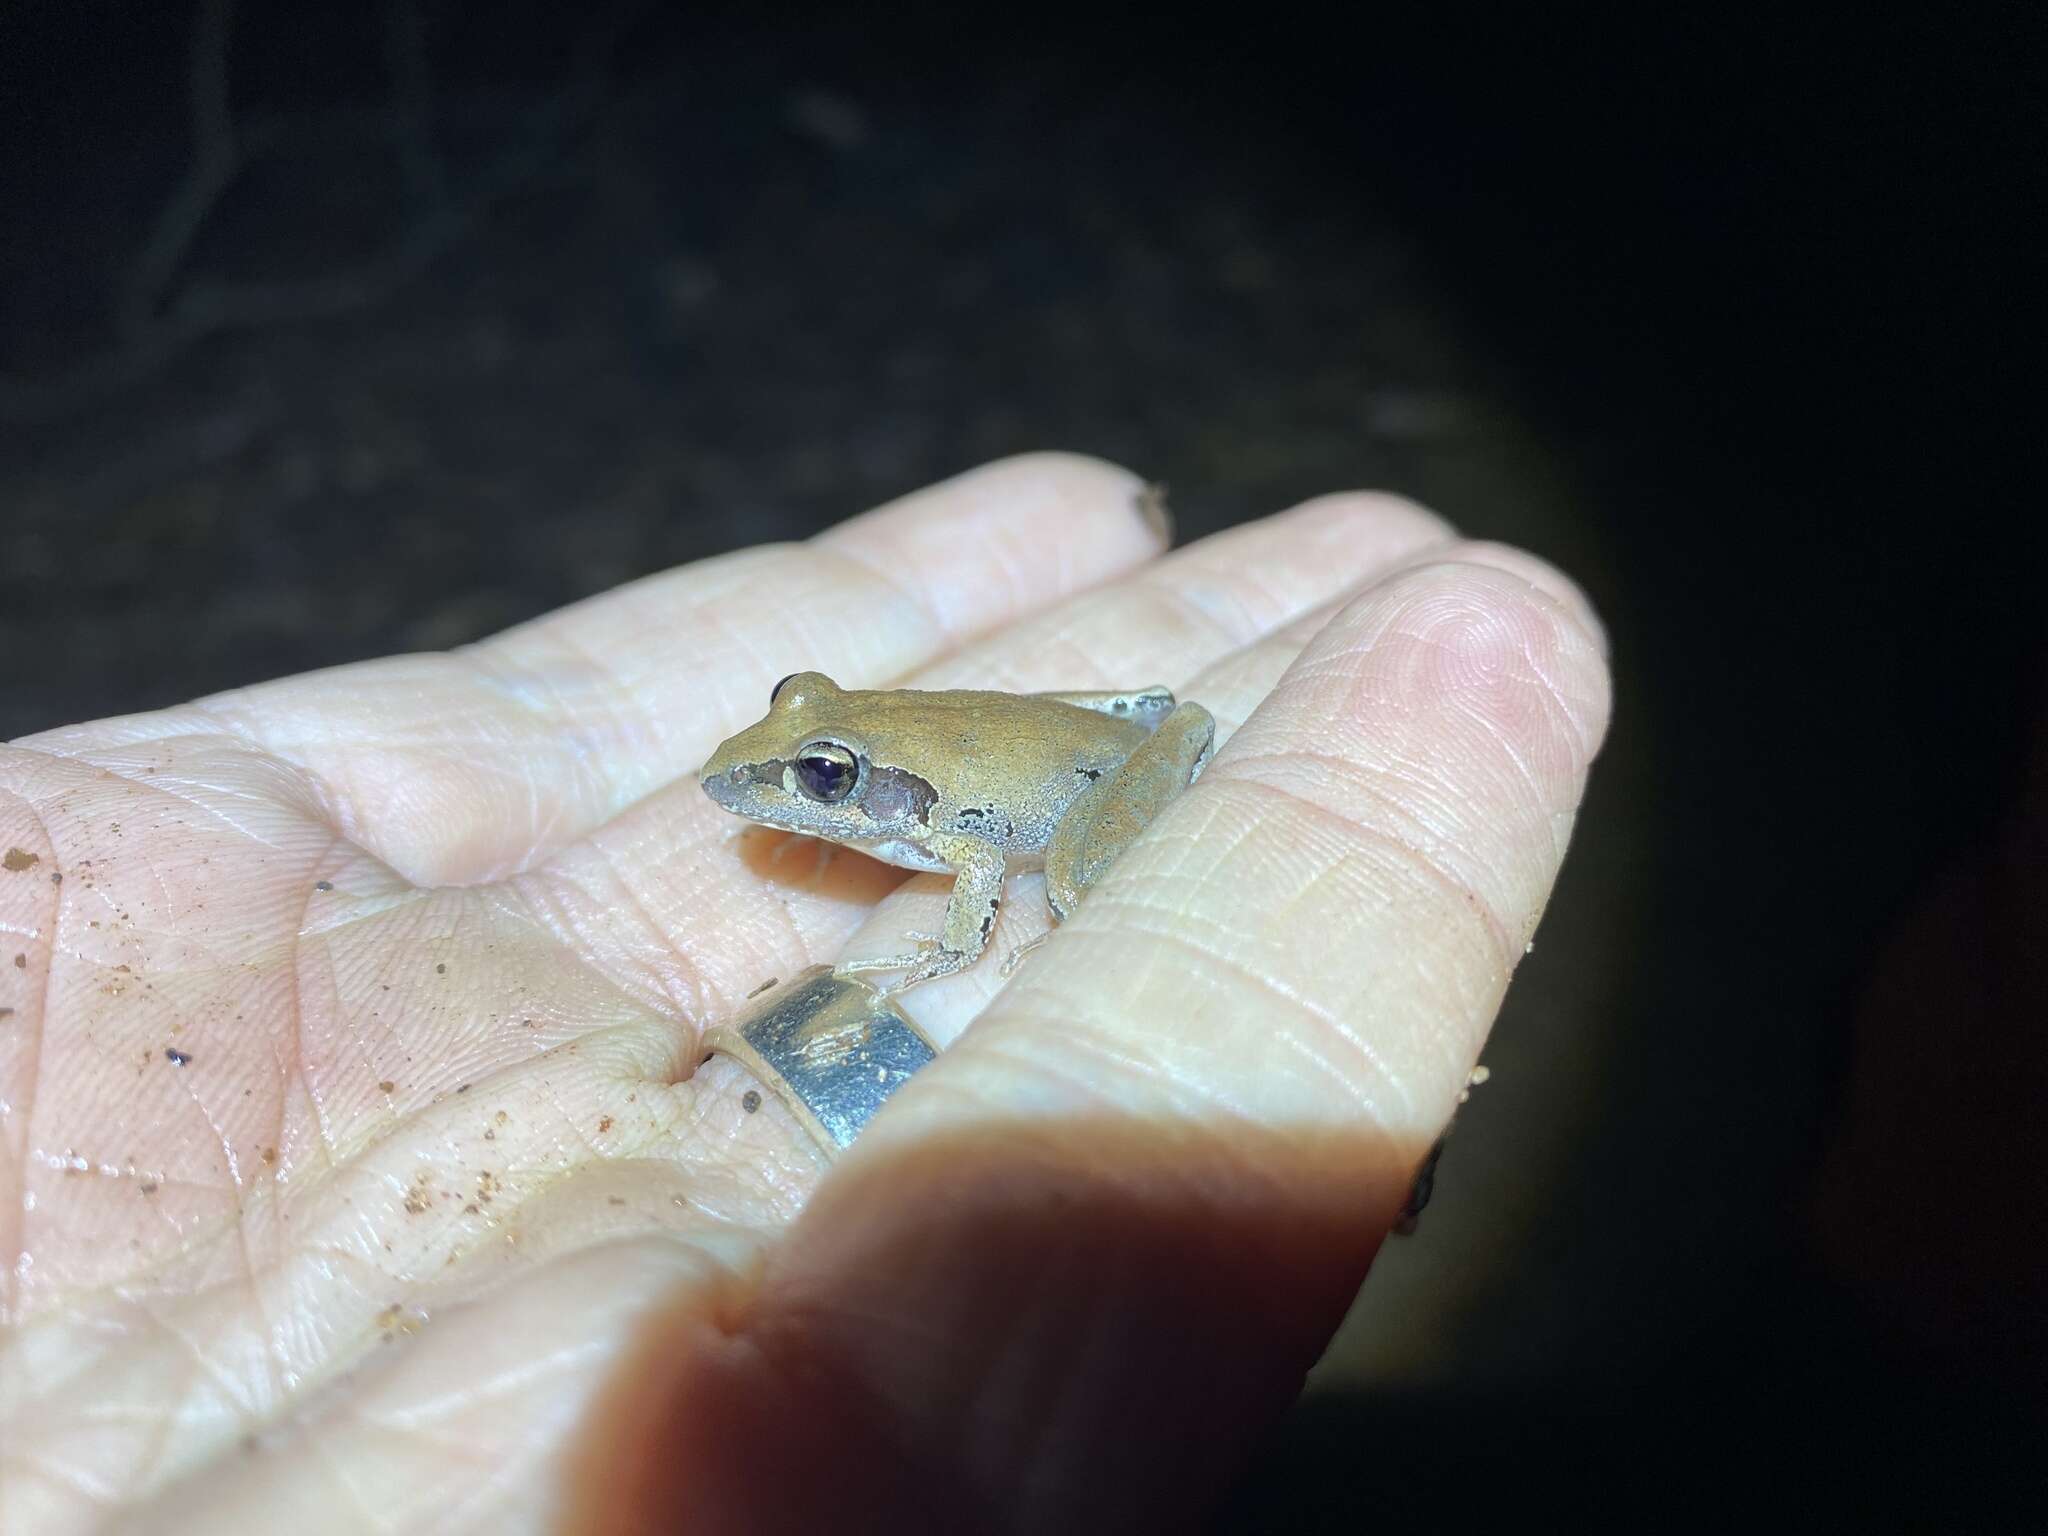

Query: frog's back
<box><xmin>828</xmin><ymin>686</ymin><xmax>1148</xmax><ymax>859</ymax></box>
<box><xmin>847</xmin><ymin>686</ymin><xmax>1155</xmax><ymax>769</ymax></box>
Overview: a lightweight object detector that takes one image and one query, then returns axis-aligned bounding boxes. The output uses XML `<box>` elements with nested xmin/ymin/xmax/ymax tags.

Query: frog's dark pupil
<box><xmin>771</xmin><ymin>673</ymin><xmax>799</xmax><ymax>704</ymax></box>
<box><xmin>797</xmin><ymin>753</ymin><xmax>855</xmax><ymax>802</ymax></box>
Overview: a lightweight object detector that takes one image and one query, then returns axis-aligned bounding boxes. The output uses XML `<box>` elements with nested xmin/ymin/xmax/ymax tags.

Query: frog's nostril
<box><xmin>701</xmin><ymin>763</ymin><xmax>748</xmax><ymax>807</ymax></box>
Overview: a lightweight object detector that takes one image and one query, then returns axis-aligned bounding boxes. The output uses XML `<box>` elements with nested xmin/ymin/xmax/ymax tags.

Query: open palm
<box><xmin>0</xmin><ymin>455</ymin><xmax>1608</xmax><ymax>1532</ymax></box>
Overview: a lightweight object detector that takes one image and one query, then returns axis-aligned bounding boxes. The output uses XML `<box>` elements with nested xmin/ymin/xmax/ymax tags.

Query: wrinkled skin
<box><xmin>0</xmin><ymin>455</ymin><xmax>1610</xmax><ymax>1532</ymax></box>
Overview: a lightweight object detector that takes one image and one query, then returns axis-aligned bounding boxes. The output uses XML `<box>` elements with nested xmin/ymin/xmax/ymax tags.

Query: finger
<box><xmin>892</xmin><ymin>554</ymin><xmax>1612</xmax><ymax>1135</ymax></box>
<box><xmin>843</xmin><ymin>537</ymin><xmax>1602</xmax><ymax>1045</ymax></box>
<box><xmin>913</xmin><ymin>489</ymin><xmax>1457</xmax><ymax>694</ymax></box>
<box><xmin>538</xmin><ymin>492</ymin><xmax>1457</xmax><ymax>1020</ymax></box>
<box><xmin>627</xmin><ymin>557</ymin><xmax>1611</xmax><ymax>1526</ymax></box>
<box><xmin>835</xmin><ymin>595</ymin><xmax>1360</xmax><ymax>1037</ymax></box>
<box><xmin>60</xmin><ymin>453</ymin><xmax>1165</xmax><ymax>887</ymax></box>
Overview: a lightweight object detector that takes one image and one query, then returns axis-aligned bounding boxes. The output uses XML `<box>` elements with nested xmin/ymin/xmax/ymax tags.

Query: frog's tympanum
<box><xmin>700</xmin><ymin>672</ymin><xmax>1215</xmax><ymax>991</ymax></box>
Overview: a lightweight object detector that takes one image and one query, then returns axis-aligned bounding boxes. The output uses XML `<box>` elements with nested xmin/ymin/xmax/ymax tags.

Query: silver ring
<box><xmin>700</xmin><ymin>965</ymin><xmax>936</xmax><ymax>1154</ymax></box>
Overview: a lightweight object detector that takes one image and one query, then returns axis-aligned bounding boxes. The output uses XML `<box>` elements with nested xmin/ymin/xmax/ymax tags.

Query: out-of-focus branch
<box><xmin>0</xmin><ymin>0</ymin><xmax>647</xmax><ymax>426</ymax></box>
<box><xmin>117</xmin><ymin>0</ymin><xmax>239</xmax><ymax>339</ymax></box>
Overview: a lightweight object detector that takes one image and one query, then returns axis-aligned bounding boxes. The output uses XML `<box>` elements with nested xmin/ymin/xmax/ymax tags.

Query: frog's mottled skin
<box><xmin>700</xmin><ymin>672</ymin><xmax>1215</xmax><ymax>990</ymax></box>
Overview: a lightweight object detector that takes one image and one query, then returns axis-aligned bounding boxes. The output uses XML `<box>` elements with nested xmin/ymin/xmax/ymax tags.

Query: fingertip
<box><xmin>1430</xmin><ymin>540</ymin><xmax>1610</xmax><ymax>660</ymax></box>
<box><xmin>1278</xmin><ymin>490</ymin><xmax>1461</xmax><ymax>552</ymax></box>
<box><xmin>981</xmin><ymin>449</ymin><xmax>1170</xmax><ymax>554</ymax></box>
<box><xmin>841</xmin><ymin>450</ymin><xmax>1160</xmax><ymax>550</ymax></box>
<box><xmin>1302</xmin><ymin>556</ymin><xmax>1613</xmax><ymax>783</ymax></box>
<box><xmin>1212</xmin><ymin>492</ymin><xmax>1461</xmax><ymax>589</ymax></box>
<box><xmin>818</xmin><ymin>452</ymin><xmax>1165</xmax><ymax>643</ymax></box>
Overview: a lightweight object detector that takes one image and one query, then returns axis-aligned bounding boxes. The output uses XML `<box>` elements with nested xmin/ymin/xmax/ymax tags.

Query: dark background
<box><xmin>3</xmin><ymin>3</ymin><xmax>2040</xmax><ymax>1527</ymax></box>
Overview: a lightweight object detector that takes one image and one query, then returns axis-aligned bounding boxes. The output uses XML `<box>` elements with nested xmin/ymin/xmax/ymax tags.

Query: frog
<box><xmin>699</xmin><ymin>671</ymin><xmax>1216</xmax><ymax>992</ymax></box>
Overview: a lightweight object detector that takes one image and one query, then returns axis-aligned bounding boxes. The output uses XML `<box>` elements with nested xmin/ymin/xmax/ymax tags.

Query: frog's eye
<box><xmin>770</xmin><ymin>673</ymin><xmax>800</xmax><ymax>705</ymax></box>
<box><xmin>794</xmin><ymin>742</ymin><xmax>858</xmax><ymax>803</ymax></box>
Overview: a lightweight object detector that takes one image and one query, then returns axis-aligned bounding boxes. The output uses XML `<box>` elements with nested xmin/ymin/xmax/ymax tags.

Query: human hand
<box><xmin>0</xmin><ymin>454</ymin><xmax>1609</xmax><ymax>1531</ymax></box>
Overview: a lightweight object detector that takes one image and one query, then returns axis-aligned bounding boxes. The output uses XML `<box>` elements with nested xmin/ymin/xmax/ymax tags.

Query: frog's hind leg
<box><xmin>1044</xmin><ymin>701</ymin><xmax>1215</xmax><ymax>923</ymax></box>
<box><xmin>1032</xmin><ymin>686</ymin><xmax>1176</xmax><ymax>729</ymax></box>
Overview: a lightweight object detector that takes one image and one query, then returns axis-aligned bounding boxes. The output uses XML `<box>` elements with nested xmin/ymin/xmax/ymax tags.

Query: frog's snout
<box><xmin>700</xmin><ymin>759</ymin><xmax>753</xmax><ymax>809</ymax></box>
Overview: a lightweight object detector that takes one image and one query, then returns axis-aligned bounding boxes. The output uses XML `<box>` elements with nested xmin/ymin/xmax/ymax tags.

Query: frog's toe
<box><xmin>834</xmin><ymin>951</ymin><xmax>917</xmax><ymax>977</ymax></box>
<box><xmin>998</xmin><ymin>933</ymin><xmax>1050</xmax><ymax>979</ymax></box>
<box><xmin>835</xmin><ymin>931</ymin><xmax>946</xmax><ymax>980</ymax></box>
<box><xmin>890</xmin><ymin>945</ymin><xmax>977</xmax><ymax>992</ymax></box>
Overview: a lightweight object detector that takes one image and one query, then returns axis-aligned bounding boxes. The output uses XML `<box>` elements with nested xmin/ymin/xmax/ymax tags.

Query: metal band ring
<box><xmin>699</xmin><ymin>965</ymin><xmax>936</xmax><ymax>1154</ymax></box>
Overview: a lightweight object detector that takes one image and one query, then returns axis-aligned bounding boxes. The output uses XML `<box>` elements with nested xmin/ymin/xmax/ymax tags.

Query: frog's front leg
<box><xmin>1044</xmin><ymin>701</ymin><xmax>1215</xmax><ymax>922</ymax></box>
<box><xmin>835</xmin><ymin>831</ymin><xmax>1009</xmax><ymax>992</ymax></box>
